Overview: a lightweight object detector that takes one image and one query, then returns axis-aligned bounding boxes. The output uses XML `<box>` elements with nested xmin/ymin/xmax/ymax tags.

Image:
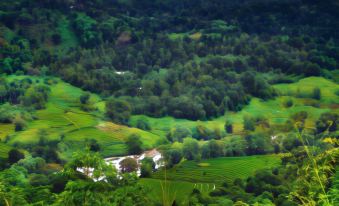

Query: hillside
<box><xmin>0</xmin><ymin>1</ymin><xmax>338</xmax><ymax>206</ymax></box>
<box><xmin>1</xmin><ymin>75</ymin><xmax>164</xmax><ymax>158</ymax></box>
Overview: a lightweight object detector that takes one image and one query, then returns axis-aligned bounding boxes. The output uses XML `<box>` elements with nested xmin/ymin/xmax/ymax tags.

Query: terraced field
<box><xmin>5</xmin><ymin>76</ymin><xmax>163</xmax><ymax>158</ymax></box>
<box><xmin>152</xmin><ymin>155</ymin><xmax>281</xmax><ymax>184</ymax></box>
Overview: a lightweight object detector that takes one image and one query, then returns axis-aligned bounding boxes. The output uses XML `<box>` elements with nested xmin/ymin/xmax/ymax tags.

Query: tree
<box><xmin>88</xmin><ymin>139</ymin><xmax>101</xmax><ymax>152</ymax></box>
<box><xmin>312</xmin><ymin>87</ymin><xmax>321</xmax><ymax>100</ymax></box>
<box><xmin>14</xmin><ymin>117</ymin><xmax>26</xmax><ymax>131</ymax></box>
<box><xmin>106</xmin><ymin>98</ymin><xmax>131</xmax><ymax>125</ymax></box>
<box><xmin>183</xmin><ymin>138</ymin><xmax>200</xmax><ymax>160</ymax></box>
<box><xmin>208</xmin><ymin>140</ymin><xmax>224</xmax><ymax>158</ymax></box>
<box><xmin>243</xmin><ymin>115</ymin><xmax>255</xmax><ymax>131</ymax></box>
<box><xmin>224</xmin><ymin>136</ymin><xmax>247</xmax><ymax>156</ymax></box>
<box><xmin>120</xmin><ymin>158</ymin><xmax>138</xmax><ymax>173</ymax></box>
<box><xmin>140</xmin><ymin>157</ymin><xmax>155</xmax><ymax>177</ymax></box>
<box><xmin>79</xmin><ymin>92</ymin><xmax>90</xmax><ymax>104</ymax></box>
<box><xmin>21</xmin><ymin>85</ymin><xmax>50</xmax><ymax>109</ymax></box>
<box><xmin>8</xmin><ymin>149</ymin><xmax>24</xmax><ymax>164</ymax></box>
<box><xmin>64</xmin><ymin>148</ymin><xmax>111</xmax><ymax>180</ymax></box>
<box><xmin>136</xmin><ymin>119</ymin><xmax>151</xmax><ymax>131</ymax></box>
<box><xmin>126</xmin><ymin>134</ymin><xmax>143</xmax><ymax>155</ymax></box>
<box><xmin>167</xmin><ymin>125</ymin><xmax>191</xmax><ymax>142</ymax></box>
<box><xmin>162</xmin><ymin>144</ymin><xmax>183</xmax><ymax>167</ymax></box>
<box><xmin>225</xmin><ymin>120</ymin><xmax>233</xmax><ymax>133</ymax></box>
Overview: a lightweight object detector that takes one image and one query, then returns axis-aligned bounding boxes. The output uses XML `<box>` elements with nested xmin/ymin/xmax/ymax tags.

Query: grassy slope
<box><xmin>0</xmin><ymin>142</ymin><xmax>12</xmax><ymax>159</ymax></box>
<box><xmin>130</xmin><ymin>77</ymin><xmax>339</xmax><ymax>134</ymax></box>
<box><xmin>4</xmin><ymin>75</ymin><xmax>163</xmax><ymax>158</ymax></box>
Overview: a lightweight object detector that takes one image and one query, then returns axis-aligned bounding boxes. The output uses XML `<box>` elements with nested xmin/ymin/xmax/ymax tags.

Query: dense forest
<box><xmin>0</xmin><ymin>0</ymin><xmax>338</xmax><ymax>206</ymax></box>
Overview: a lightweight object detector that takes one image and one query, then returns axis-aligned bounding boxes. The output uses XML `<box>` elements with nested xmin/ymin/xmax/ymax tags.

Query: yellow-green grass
<box><xmin>139</xmin><ymin>178</ymin><xmax>214</xmax><ymax>206</ymax></box>
<box><xmin>152</xmin><ymin>155</ymin><xmax>281</xmax><ymax>184</ymax></box>
<box><xmin>131</xmin><ymin>77</ymin><xmax>338</xmax><ymax>134</ymax></box>
<box><xmin>0</xmin><ymin>124</ymin><xmax>14</xmax><ymax>141</ymax></box>
<box><xmin>0</xmin><ymin>143</ymin><xmax>12</xmax><ymax>158</ymax></box>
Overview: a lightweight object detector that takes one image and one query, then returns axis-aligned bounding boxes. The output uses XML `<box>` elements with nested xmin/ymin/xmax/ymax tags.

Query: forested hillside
<box><xmin>0</xmin><ymin>0</ymin><xmax>338</xmax><ymax>206</ymax></box>
<box><xmin>1</xmin><ymin>0</ymin><xmax>338</xmax><ymax>120</ymax></box>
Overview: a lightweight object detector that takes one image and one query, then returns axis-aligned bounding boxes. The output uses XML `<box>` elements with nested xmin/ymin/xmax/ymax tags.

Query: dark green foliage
<box><xmin>120</xmin><ymin>157</ymin><xmax>138</xmax><ymax>173</ymax></box>
<box><xmin>245</xmin><ymin>133</ymin><xmax>273</xmax><ymax>155</ymax></box>
<box><xmin>194</xmin><ymin>125</ymin><xmax>219</xmax><ymax>140</ymax></box>
<box><xmin>79</xmin><ymin>92</ymin><xmax>90</xmax><ymax>105</ymax></box>
<box><xmin>105</xmin><ymin>98</ymin><xmax>131</xmax><ymax>125</ymax></box>
<box><xmin>140</xmin><ymin>157</ymin><xmax>155</xmax><ymax>177</ymax></box>
<box><xmin>167</xmin><ymin>125</ymin><xmax>191</xmax><ymax>142</ymax></box>
<box><xmin>73</xmin><ymin>13</ymin><xmax>101</xmax><ymax>48</ymax></box>
<box><xmin>8</xmin><ymin>149</ymin><xmax>24</xmax><ymax>164</ymax></box>
<box><xmin>136</xmin><ymin>119</ymin><xmax>151</xmax><ymax>131</ymax></box>
<box><xmin>312</xmin><ymin>87</ymin><xmax>321</xmax><ymax>100</ymax></box>
<box><xmin>240</xmin><ymin>71</ymin><xmax>276</xmax><ymax>99</ymax></box>
<box><xmin>21</xmin><ymin>85</ymin><xmax>50</xmax><ymax>109</ymax></box>
<box><xmin>183</xmin><ymin>138</ymin><xmax>200</xmax><ymax>161</ymax></box>
<box><xmin>51</xmin><ymin>33</ymin><xmax>62</xmax><ymax>45</ymax></box>
<box><xmin>162</xmin><ymin>147</ymin><xmax>183</xmax><ymax>167</ymax></box>
<box><xmin>14</xmin><ymin>117</ymin><xmax>26</xmax><ymax>131</ymax></box>
<box><xmin>316</xmin><ymin>112</ymin><xmax>338</xmax><ymax>133</ymax></box>
<box><xmin>283</xmin><ymin>99</ymin><xmax>293</xmax><ymax>108</ymax></box>
<box><xmin>208</xmin><ymin>140</ymin><xmax>224</xmax><ymax>158</ymax></box>
<box><xmin>225</xmin><ymin>120</ymin><xmax>233</xmax><ymax>133</ymax></box>
<box><xmin>87</xmin><ymin>139</ymin><xmax>101</xmax><ymax>152</ymax></box>
<box><xmin>125</xmin><ymin>134</ymin><xmax>143</xmax><ymax>155</ymax></box>
<box><xmin>243</xmin><ymin>115</ymin><xmax>255</xmax><ymax>131</ymax></box>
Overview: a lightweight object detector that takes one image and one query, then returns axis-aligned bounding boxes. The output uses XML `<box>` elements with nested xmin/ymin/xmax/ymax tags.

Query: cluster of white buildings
<box><xmin>77</xmin><ymin>149</ymin><xmax>164</xmax><ymax>179</ymax></box>
<box><xmin>104</xmin><ymin>149</ymin><xmax>164</xmax><ymax>176</ymax></box>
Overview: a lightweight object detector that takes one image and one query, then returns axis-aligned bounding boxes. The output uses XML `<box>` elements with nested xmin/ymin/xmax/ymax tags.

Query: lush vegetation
<box><xmin>0</xmin><ymin>0</ymin><xmax>338</xmax><ymax>205</ymax></box>
<box><xmin>152</xmin><ymin>155</ymin><xmax>281</xmax><ymax>184</ymax></box>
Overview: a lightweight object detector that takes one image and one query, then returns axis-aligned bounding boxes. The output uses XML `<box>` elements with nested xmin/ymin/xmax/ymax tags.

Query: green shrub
<box><xmin>312</xmin><ymin>87</ymin><xmax>321</xmax><ymax>100</ymax></box>
<box><xmin>283</xmin><ymin>99</ymin><xmax>293</xmax><ymax>108</ymax></box>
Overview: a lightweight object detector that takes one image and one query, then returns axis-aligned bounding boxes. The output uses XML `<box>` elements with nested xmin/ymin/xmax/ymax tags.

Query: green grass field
<box><xmin>5</xmin><ymin>75</ymin><xmax>163</xmax><ymax>158</ymax></box>
<box><xmin>152</xmin><ymin>155</ymin><xmax>281</xmax><ymax>184</ymax></box>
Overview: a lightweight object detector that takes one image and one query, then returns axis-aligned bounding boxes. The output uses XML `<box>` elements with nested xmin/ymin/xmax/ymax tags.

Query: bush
<box><xmin>225</xmin><ymin>120</ymin><xmax>233</xmax><ymax>133</ymax></box>
<box><xmin>312</xmin><ymin>87</ymin><xmax>321</xmax><ymax>100</ymax></box>
<box><xmin>80</xmin><ymin>92</ymin><xmax>90</xmax><ymax>104</ymax></box>
<box><xmin>8</xmin><ymin>149</ymin><xmax>25</xmax><ymax>164</ymax></box>
<box><xmin>283</xmin><ymin>99</ymin><xmax>293</xmax><ymax>108</ymax></box>
<box><xmin>136</xmin><ymin>119</ymin><xmax>151</xmax><ymax>131</ymax></box>
<box><xmin>14</xmin><ymin>117</ymin><xmax>26</xmax><ymax>131</ymax></box>
<box><xmin>167</xmin><ymin>125</ymin><xmax>191</xmax><ymax>142</ymax></box>
<box><xmin>106</xmin><ymin>98</ymin><xmax>131</xmax><ymax>125</ymax></box>
<box><xmin>119</xmin><ymin>157</ymin><xmax>138</xmax><ymax>173</ymax></box>
<box><xmin>243</xmin><ymin>115</ymin><xmax>255</xmax><ymax>131</ymax></box>
<box><xmin>126</xmin><ymin>134</ymin><xmax>143</xmax><ymax>155</ymax></box>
